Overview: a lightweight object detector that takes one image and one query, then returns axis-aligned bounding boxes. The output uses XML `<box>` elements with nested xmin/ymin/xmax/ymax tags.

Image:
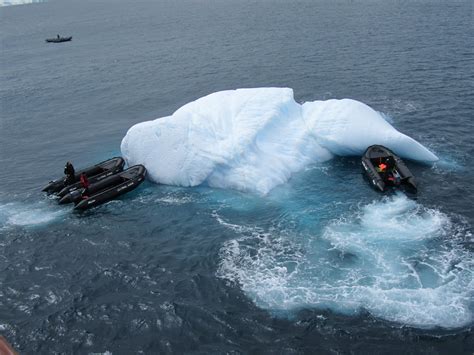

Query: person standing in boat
<box><xmin>79</xmin><ymin>172</ymin><xmax>90</xmax><ymax>197</ymax></box>
<box><xmin>64</xmin><ymin>161</ymin><xmax>75</xmax><ymax>186</ymax></box>
<box><xmin>57</xmin><ymin>34</ymin><xmax>60</xmax><ymax>39</ymax></box>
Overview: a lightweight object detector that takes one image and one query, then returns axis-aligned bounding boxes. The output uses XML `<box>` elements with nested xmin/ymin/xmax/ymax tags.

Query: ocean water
<box><xmin>1</xmin><ymin>0</ymin><xmax>473</xmax><ymax>353</ymax></box>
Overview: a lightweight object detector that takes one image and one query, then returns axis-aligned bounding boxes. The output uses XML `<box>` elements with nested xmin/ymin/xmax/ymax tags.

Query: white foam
<box><xmin>0</xmin><ymin>0</ymin><xmax>45</xmax><ymax>6</ymax></box>
<box><xmin>121</xmin><ymin>88</ymin><xmax>437</xmax><ymax>194</ymax></box>
<box><xmin>216</xmin><ymin>194</ymin><xmax>473</xmax><ymax>328</ymax></box>
<box><xmin>0</xmin><ymin>202</ymin><xmax>66</xmax><ymax>228</ymax></box>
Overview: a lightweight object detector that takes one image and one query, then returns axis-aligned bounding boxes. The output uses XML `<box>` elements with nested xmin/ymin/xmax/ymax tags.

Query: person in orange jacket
<box><xmin>376</xmin><ymin>161</ymin><xmax>387</xmax><ymax>173</ymax></box>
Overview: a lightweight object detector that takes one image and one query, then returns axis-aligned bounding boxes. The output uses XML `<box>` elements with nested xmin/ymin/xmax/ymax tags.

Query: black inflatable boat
<box><xmin>59</xmin><ymin>165</ymin><xmax>146</xmax><ymax>210</ymax></box>
<box><xmin>42</xmin><ymin>157</ymin><xmax>125</xmax><ymax>194</ymax></box>
<box><xmin>46</xmin><ymin>36</ymin><xmax>72</xmax><ymax>43</ymax></box>
<box><xmin>361</xmin><ymin>145</ymin><xmax>417</xmax><ymax>192</ymax></box>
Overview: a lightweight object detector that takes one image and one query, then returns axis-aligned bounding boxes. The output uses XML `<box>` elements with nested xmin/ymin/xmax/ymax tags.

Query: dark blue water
<box><xmin>1</xmin><ymin>0</ymin><xmax>473</xmax><ymax>353</ymax></box>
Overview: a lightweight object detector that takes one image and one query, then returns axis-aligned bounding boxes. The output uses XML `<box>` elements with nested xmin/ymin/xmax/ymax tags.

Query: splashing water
<box><xmin>0</xmin><ymin>201</ymin><xmax>67</xmax><ymax>229</ymax></box>
<box><xmin>217</xmin><ymin>193</ymin><xmax>473</xmax><ymax>328</ymax></box>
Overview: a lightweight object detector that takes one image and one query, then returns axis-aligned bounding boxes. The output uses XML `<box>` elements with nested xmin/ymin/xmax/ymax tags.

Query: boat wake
<box><xmin>0</xmin><ymin>201</ymin><xmax>66</xmax><ymax>229</ymax></box>
<box><xmin>216</xmin><ymin>193</ymin><xmax>473</xmax><ymax>329</ymax></box>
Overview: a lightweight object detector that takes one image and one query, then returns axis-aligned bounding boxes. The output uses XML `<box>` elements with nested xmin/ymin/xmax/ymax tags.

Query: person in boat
<box><xmin>376</xmin><ymin>158</ymin><xmax>390</xmax><ymax>182</ymax></box>
<box><xmin>80</xmin><ymin>172</ymin><xmax>90</xmax><ymax>197</ymax></box>
<box><xmin>376</xmin><ymin>157</ymin><xmax>401</xmax><ymax>185</ymax></box>
<box><xmin>57</xmin><ymin>34</ymin><xmax>60</xmax><ymax>39</ymax></box>
<box><xmin>64</xmin><ymin>161</ymin><xmax>75</xmax><ymax>186</ymax></box>
<box><xmin>376</xmin><ymin>160</ymin><xmax>387</xmax><ymax>173</ymax></box>
<box><xmin>387</xmin><ymin>167</ymin><xmax>401</xmax><ymax>186</ymax></box>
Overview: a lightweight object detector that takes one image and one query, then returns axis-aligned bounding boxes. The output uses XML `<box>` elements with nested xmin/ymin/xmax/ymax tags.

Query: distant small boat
<box><xmin>45</xmin><ymin>36</ymin><xmax>72</xmax><ymax>43</ymax></box>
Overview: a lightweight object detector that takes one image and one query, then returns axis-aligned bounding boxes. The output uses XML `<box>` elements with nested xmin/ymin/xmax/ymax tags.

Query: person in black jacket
<box><xmin>64</xmin><ymin>161</ymin><xmax>76</xmax><ymax>186</ymax></box>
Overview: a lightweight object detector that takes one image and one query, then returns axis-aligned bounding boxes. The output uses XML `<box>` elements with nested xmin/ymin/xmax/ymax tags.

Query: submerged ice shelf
<box><xmin>121</xmin><ymin>88</ymin><xmax>437</xmax><ymax>194</ymax></box>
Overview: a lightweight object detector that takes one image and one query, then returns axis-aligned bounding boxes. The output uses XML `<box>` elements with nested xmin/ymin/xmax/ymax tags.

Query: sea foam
<box><xmin>0</xmin><ymin>202</ymin><xmax>66</xmax><ymax>229</ymax></box>
<box><xmin>216</xmin><ymin>193</ymin><xmax>473</xmax><ymax>328</ymax></box>
<box><xmin>121</xmin><ymin>88</ymin><xmax>438</xmax><ymax>194</ymax></box>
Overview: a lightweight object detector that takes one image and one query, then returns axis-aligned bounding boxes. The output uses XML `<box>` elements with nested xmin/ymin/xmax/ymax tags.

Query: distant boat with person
<box><xmin>45</xmin><ymin>35</ymin><xmax>72</xmax><ymax>43</ymax></box>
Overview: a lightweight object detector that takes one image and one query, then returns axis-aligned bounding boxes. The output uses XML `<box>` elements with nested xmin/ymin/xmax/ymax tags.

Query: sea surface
<box><xmin>1</xmin><ymin>0</ymin><xmax>473</xmax><ymax>353</ymax></box>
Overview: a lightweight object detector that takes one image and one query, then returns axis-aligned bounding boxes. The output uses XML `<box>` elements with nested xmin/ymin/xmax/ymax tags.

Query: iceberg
<box><xmin>0</xmin><ymin>0</ymin><xmax>45</xmax><ymax>6</ymax></box>
<box><xmin>121</xmin><ymin>88</ymin><xmax>438</xmax><ymax>194</ymax></box>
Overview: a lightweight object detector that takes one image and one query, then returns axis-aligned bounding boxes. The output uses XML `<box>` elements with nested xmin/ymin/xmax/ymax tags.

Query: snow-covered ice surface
<box><xmin>0</xmin><ymin>0</ymin><xmax>45</xmax><ymax>6</ymax></box>
<box><xmin>121</xmin><ymin>88</ymin><xmax>438</xmax><ymax>194</ymax></box>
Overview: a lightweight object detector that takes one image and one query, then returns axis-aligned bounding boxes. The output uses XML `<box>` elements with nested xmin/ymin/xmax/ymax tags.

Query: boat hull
<box><xmin>73</xmin><ymin>165</ymin><xmax>146</xmax><ymax>210</ymax></box>
<box><xmin>45</xmin><ymin>37</ymin><xmax>72</xmax><ymax>43</ymax></box>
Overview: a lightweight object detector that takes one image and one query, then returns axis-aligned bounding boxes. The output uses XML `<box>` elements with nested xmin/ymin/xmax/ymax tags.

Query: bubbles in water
<box><xmin>0</xmin><ymin>201</ymin><xmax>67</xmax><ymax>229</ymax></box>
<box><xmin>431</xmin><ymin>156</ymin><xmax>465</xmax><ymax>172</ymax></box>
<box><xmin>217</xmin><ymin>193</ymin><xmax>473</xmax><ymax>328</ymax></box>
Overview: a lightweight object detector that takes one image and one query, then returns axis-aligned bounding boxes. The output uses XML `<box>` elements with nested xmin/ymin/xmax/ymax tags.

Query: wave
<box><xmin>121</xmin><ymin>88</ymin><xmax>438</xmax><ymax>194</ymax></box>
<box><xmin>216</xmin><ymin>193</ymin><xmax>473</xmax><ymax>328</ymax></box>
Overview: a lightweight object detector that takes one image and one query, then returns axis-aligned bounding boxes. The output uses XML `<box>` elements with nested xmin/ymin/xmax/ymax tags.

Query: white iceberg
<box><xmin>0</xmin><ymin>0</ymin><xmax>45</xmax><ymax>6</ymax></box>
<box><xmin>121</xmin><ymin>88</ymin><xmax>438</xmax><ymax>194</ymax></box>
